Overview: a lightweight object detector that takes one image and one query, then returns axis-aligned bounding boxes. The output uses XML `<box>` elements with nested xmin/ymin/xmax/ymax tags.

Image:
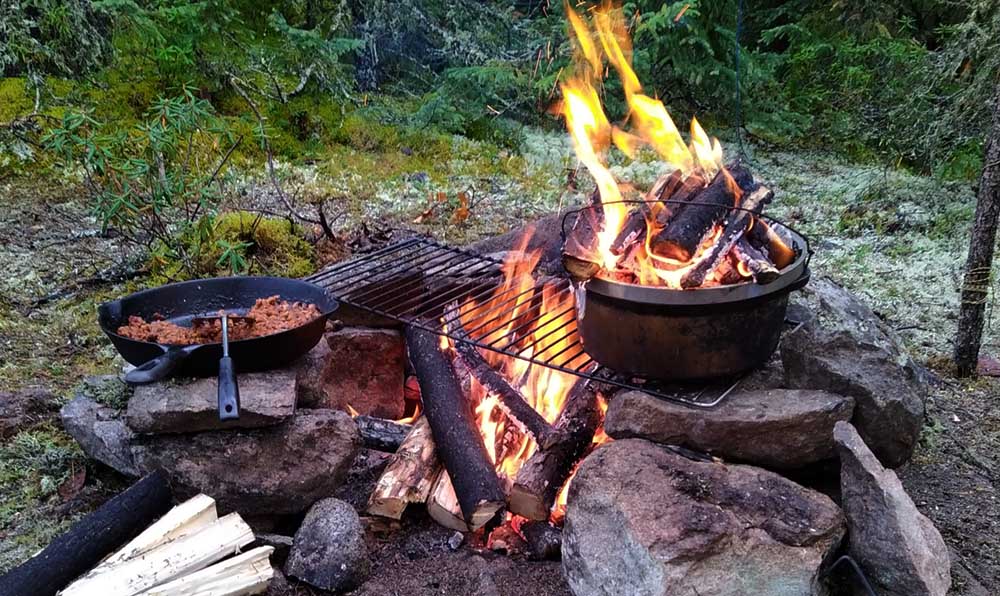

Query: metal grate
<box><xmin>305</xmin><ymin>237</ymin><xmax>740</xmax><ymax>407</ymax></box>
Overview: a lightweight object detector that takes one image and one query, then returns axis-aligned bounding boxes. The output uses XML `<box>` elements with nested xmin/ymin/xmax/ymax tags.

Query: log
<box><xmin>135</xmin><ymin>546</ymin><xmax>274</xmax><ymax>596</ymax></box>
<box><xmin>654</xmin><ymin>171</ymin><xmax>706</xmax><ymax>227</ymax></box>
<box><xmin>508</xmin><ymin>380</ymin><xmax>600</xmax><ymax>520</ymax></box>
<box><xmin>734</xmin><ymin>239</ymin><xmax>780</xmax><ymax>284</ymax></box>
<box><xmin>60</xmin><ymin>513</ymin><xmax>255</xmax><ymax>596</ymax></box>
<box><xmin>520</xmin><ymin>521</ymin><xmax>562</xmax><ymax>561</ymax></box>
<box><xmin>650</xmin><ymin>164</ymin><xmax>754</xmax><ymax>261</ymax></box>
<box><xmin>448</xmin><ymin>311</ymin><xmax>558</xmax><ymax>450</ymax></box>
<box><xmin>404</xmin><ymin>327</ymin><xmax>505</xmax><ymax>530</ymax></box>
<box><xmin>561</xmin><ymin>211</ymin><xmax>602</xmax><ymax>281</ymax></box>
<box><xmin>356</xmin><ymin>415</ymin><xmax>413</xmax><ymax>452</ymax></box>
<box><xmin>680</xmin><ymin>185</ymin><xmax>774</xmax><ymax>288</ymax></box>
<box><xmin>367</xmin><ymin>416</ymin><xmax>440</xmax><ymax>519</ymax></box>
<box><xmin>609</xmin><ymin>206</ymin><xmax>648</xmax><ymax>255</ymax></box>
<box><xmin>0</xmin><ymin>471</ymin><xmax>172</xmax><ymax>596</ymax></box>
<box><xmin>746</xmin><ymin>218</ymin><xmax>796</xmax><ymax>269</ymax></box>
<box><xmin>426</xmin><ymin>469</ymin><xmax>471</xmax><ymax>532</ymax></box>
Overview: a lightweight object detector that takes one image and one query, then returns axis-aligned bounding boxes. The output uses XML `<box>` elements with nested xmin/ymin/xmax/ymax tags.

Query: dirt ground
<box><xmin>1</xmin><ymin>139</ymin><xmax>998</xmax><ymax>593</ymax></box>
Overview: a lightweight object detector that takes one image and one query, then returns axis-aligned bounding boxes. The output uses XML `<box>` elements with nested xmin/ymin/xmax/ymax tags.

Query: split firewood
<box><xmin>734</xmin><ymin>239</ymin><xmax>781</xmax><ymax>284</ymax></box>
<box><xmin>679</xmin><ymin>185</ymin><xmax>774</xmax><ymax>288</ymax></box>
<box><xmin>653</xmin><ymin>170</ymin><xmax>706</xmax><ymax>227</ymax></box>
<box><xmin>60</xmin><ymin>512</ymin><xmax>256</xmax><ymax>596</ymax></box>
<box><xmin>609</xmin><ymin>205</ymin><xmax>649</xmax><ymax>256</ymax></box>
<box><xmin>0</xmin><ymin>471</ymin><xmax>172</xmax><ymax>596</ymax></box>
<box><xmin>134</xmin><ymin>546</ymin><xmax>274</xmax><ymax>596</ymax></box>
<box><xmin>508</xmin><ymin>379</ymin><xmax>600</xmax><ymax>521</ymax></box>
<box><xmin>746</xmin><ymin>218</ymin><xmax>797</xmax><ymax>269</ymax></box>
<box><xmin>368</xmin><ymin>416</ymin><xmax>441</xmax><ymax>520</ymax></box>
<box><xmin>561</xmin><ymin>209</ymin><xmax>603</xmax><ymax>281</ymax></box>
<box><xmin>404</xmin><ymin>327</ymin><xmax>505</xmax><ymax>530</ymax></box>
<box><xmin>650</xmin><ymin>163</ymin><xmax>754</xmax><ymax>261</ymax></box>
<box><xmin>355</xmin><ymin>415</ymin><xmax>413</xmax><ymax>452</ymax></box>
<box><xmin>426</xmin><ymin>469</ymin><xmax>474</xmax><ymax>532</ymax></box>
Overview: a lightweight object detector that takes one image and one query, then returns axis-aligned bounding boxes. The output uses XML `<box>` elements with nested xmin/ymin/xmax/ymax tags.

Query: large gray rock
<box><xmin>562</xmin><ymin>439</ymin><xmax>845</xmax><ymax>596</ymax></box>
<box><xmin>126</xmin><ymin>371</ymin><xmax>296</xmax><ymax>434</ymax></box>
<box><xmin>604</xmin><ymin>389</ymin><xmax>854</xmax><ymax>469</ymax></box>
<box><xmin>834</xmin><ymin>422</ymin><xmax>951</xmax><ymax>596</ymax></box>
<box><xmin>131</xmin><ymin>409</ymin><xmax>359</xmax><ymax>514</ymax></box>
<box><xmin>60</xmin><ymin>395</ymin><xmax>140</xmax><ymax>477</ymax></box>
<box><xmin>285</xmin><ymin>498</ymin><xmax>370</xmax><ymax>592</ymax></box>
<box><xmin>781</xmin><ymin>276</ymin><xmax>925</xmax><ymax>467</ymax></box>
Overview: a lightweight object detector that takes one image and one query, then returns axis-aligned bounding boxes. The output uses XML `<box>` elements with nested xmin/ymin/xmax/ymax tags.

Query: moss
<box><xmin>0</xmin><ymin>79</ymin><xmax>34</xmax><ymax>121</ymax></box>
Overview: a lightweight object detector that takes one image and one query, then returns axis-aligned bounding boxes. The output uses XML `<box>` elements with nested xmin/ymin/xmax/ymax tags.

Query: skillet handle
<box><xmin>217</xmin><ymin>356</ymin><xmax>240</xmax><ymax>420</ymax></box>
<box><xmin>125</xmin><ymin>346</ymin><xmax>195</xmax><ymax>384</ymax></box>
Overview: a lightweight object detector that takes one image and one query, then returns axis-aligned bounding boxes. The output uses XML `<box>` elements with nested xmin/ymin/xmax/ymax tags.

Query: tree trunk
<box><xmin>955</xmin><ymin>84</ymin><xmax>1000</xmax><ymax>376</ymax></box>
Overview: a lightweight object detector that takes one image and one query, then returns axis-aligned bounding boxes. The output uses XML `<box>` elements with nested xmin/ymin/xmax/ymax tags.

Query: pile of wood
<box><xmin>367</xmin><ymin>326</ymin><xmax>601</xmax><ymax>539</ymax></box>
<box><xmin>61</xmin><ymin>495</ymin><xmax>272</xmax><ymax>596</ymax></box>
<box><xmin>563</xmin><ymin>163</ymin><xmax>797</xmax><ymax>288</ymax></box>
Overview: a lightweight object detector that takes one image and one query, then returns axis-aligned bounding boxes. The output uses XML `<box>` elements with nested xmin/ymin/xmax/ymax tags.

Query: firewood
<box><xmin>650</xmin><ymin>164</ymin><xmax>754</xmax><ymax>261</ymax></box>
<box><xmin>426</xmin><ymin>469</ymin><xmax>472</xmax><ymax>532</ymax></box>
<box><xmin>609</xmin><ymin>206</ymin><xmax>648</xmax><ymax>256</ymax></box>
<box><xmin>653</xmin><ymin>170</ymin><xmax>706</xmax><ymax>227</ymax></box>
<box><xmin>561</xmin><ymin>208</ymin><xmax>603</xmax><ymax>281</ymax></box>
<box><xmin>447</xmin><ymin>308</ymin><xmax>558</xmax><ymax>450</ymax></box>
<box><xmin>0</xmin><ymin>471</ymin><xmax>172</xmax><ymax>596</ymax></box>
<box><xmin>60</xmin><ymin>512</ymin><xmax>255</xmax><ymax>596</ymax></box>
<box><xmin>134</xmin><ymin>546</ymin><xmax>274</xmax><ymax>596</ymax></box>
<box><xmin>520</xmin><ymin>521</ymin><xmax>562</xmax><ymax>561</ymax></box>
<box><xmin>746</xmin><ymin>218</ymin><xmax>797</xmax><ymax>269</ymax></box>
<box><xmin>404</xmin><ymin>328</ymin><xmax>505</xmax><ymax>530</ymax></box>
<box><xmin>356</xmin><ymin>415</ymin><xmax>413</xmax><ymax>452</ymax></box>
<box><xmin>508</xmin><ymin>380</ymin><xmax>600</xmax><ymax>521</ymax></box>
<box><xmin>680</xmin><ymin>185</ymin><xmax>774</xmax><ymax>288</ymax></box>
<box><xmin>734</xmin><ymin>239</ymin><xmax>780</xmax><ymax>284</ymax></box>
<box><xmin>367</xmin><ymin>416</ymin><xmax>440</xmax><ymax>519</ymax></box>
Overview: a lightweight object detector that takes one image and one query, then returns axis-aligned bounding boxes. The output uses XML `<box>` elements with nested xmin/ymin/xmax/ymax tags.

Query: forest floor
<box><xmin>1</xmin><ymin>130</ymin><xmax>997</xmax><ymax>593</ymax></box>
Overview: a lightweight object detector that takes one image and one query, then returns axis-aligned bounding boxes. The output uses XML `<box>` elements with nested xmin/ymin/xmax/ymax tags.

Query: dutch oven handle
<box><xmin>125</xmin><ymin>345</ymin><xmax>198</xmax><ymax>384</ymax></box>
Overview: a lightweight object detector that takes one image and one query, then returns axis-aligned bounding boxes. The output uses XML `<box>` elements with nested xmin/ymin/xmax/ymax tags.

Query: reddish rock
<box><xmin>296</xmin><ymin>327</ymin><xmax>405</xmax><ymax>418</ymax></box>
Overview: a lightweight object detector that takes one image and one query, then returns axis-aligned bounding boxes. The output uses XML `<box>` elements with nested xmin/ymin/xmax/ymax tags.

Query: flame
<box><xmin>560</xmin><ymin>2</ymin><xmax>739</xmax><ymax>288</ymax></box>
<box><xmin>551</xmin><ymin>394</ymin><xmax>612</xmax><ymax>522</ymax></box>
<box><xmin>346</xmin><ymin>403</ymin><xmax>360</xmax><ymax>418</ymax></box>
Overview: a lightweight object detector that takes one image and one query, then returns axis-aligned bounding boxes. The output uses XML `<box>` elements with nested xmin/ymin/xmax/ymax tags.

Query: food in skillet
<box><xmin>116</xmin><ymin>295</ymin><xmax>321</xmax><ymax>345</ymax></box>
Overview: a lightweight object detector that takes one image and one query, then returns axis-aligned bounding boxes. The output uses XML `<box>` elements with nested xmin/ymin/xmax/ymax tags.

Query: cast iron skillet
<box><xmin>98</xmin><ymin>276</ymin><xmax>338</xmax><ymax>385</ymax></box>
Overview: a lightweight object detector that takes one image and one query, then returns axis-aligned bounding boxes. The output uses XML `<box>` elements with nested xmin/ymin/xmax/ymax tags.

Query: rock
<box><xmin>1</xmin><ymin>387</ymin><xmax>57</xmax><ymax>438</ymax></box>
<box><xmin>562</xmin><ymin>439</ymin><xmax>845</xmax><ymax>596</ymax></box>
<box><xmin>265</xmin><ymin>568</ymin><xmax>292</xmax><ymax>596</ymax></box>
<box><xmin>131</xmin><ymin>409</ymin><xmax>359</xmax><ymax>514</ymax></box>
<box><xmin>780</xmin><ymin>276</ymin><xmax>925</xmax><ymax>467</ymax></box>
<box><xmin>834</xmin><ymin>422</ymin><xmax>951</xmax><ymax>596</ymax></box>
<box><xmin>60</xmin><ymin>395</ymin><xmax>139</xmax><ymax>477</ymax></box>
<box><xmin>126</xmin><ymin>371</ymin><xmax>297</xmax><ymax>434</ymax></box>
<box><xmin>285</xmin><ymin>498</ymin><xmax>371</xmax><ymax>592</ymax></box>
<box><xmin>604</xmin><ymin>389</ymin><xmax>854</xmax><ymax>469</ymax></box>
<box><xmin>333</xmin><ymin>447</ymin><xmax>392</xmax><ymax>510</ymax></box>
<box><xmin>254</xmin><ymin>533</ymin><xmax>294</xmax><ymax>567</ymax></box>
<box><xmin>295</xmin><ymin>327</ymin><xmax>405</xmax><ymax>418</ymax></box>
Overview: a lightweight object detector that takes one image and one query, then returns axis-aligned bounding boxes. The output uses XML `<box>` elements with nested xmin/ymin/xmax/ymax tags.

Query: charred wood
<box><xmin>508</xmin><ymin>380</ymin><xmax>600</xmax><ymax>521</ymax></box>
<box><xmin>520</xmin><ymin>521</ymin><xmax>562</xmax><ymax>561</ymax></box>
<box><xmin>746</xmin><ymin>218</ymin><xmax>796</xmax><ymax>270</ymax></box>
<box><xmin>654</xmin><ymin>171</ymin><xmax>707</xmax><ymax>227</ymax></box>
<box><xmin>734</xmin><ymin>239</ymin><xmax>780</xmax><ymax>284</ymax></box>
<box><xmin>404</xmin><ymin>328</ymin><xmax>505</xmax><ymax>530</ymax></box>
<box><xmin>356</xmin><ymin>415</ymin><xmax>412</xmax><ymax>452</ymax></box>
<box><xmin>609</xmin><ymin>206</ymin><xmax>648</xmax><ymax>256</ymax></box>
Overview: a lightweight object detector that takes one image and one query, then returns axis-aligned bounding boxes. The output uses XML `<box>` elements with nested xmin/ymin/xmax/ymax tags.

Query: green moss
<box><xmin>0</xmin><ymin>79</ymin><xmax>34</xmax><ymax>121</ymax></box>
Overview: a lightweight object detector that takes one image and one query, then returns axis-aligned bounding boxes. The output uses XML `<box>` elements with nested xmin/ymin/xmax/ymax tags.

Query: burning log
<box><xmin>404</xmin><ymin>328</ymin><xmax>505</xmax><ymax>530</ymax></box>
<box><xmin>508</xmin><ymin>379</ymin><xmax>600</xmax><ymax>521</ymax></box>
<box><xmin>356</xmin><ymin>415</ymin><xmax>413</xmax><ymax>452</ymax></box>
<box><xmin>746</xmin><ymin>218</ymin><xmax>797</xmax><ymax>270</ymax></box>
<box><xmin>367</xmin><ymin>416</ymin><xmax>440</xmax><ymax>520</ymax></box>
<box><xmin>734</xmin><ymin>239</ymin><xmax>780</xmax><ymax>284</ymax></box>
<box><xmin>561</xmin><ymin>211</ymin><xmax>602</xmax><ymax>281</ymax></box>
<box><xmin>650</xmin><ymin>164</ymin><xmax>754</xmax><ymax>262</ymax></box>
<box><xmin>653</xmin><ymin>170</ymin><xmax>707</xmax><ymax>227</ymax></box>
<box><xmin>448</xmin><ymin>310</ymin><xmax>559</xmax><ymax>450</ymax></box>
<box><xmin>609</xmin><ymin>206</ymin><xmax>648</xmax><ymax>256</ymax></box>
<box><xmin>520</xmin><ymin>521</ymin><xmax>562</xmax><ymax>560</ymax></box>
<box><xmin>679</xmin><ymin>185</ymin><xmax>774</xmax><ymax>288</ymax></box>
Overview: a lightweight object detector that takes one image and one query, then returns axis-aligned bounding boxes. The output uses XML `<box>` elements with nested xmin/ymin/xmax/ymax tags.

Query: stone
<box><xmin>295</xmin><ymin>327</ymin><xmax>405</xmax><ymax>418</ymax></box>
<box><xmin>60</xmin><ymin>395</ymin><xmax>139</xmax><ymax>477</ymax></box>
<box><xmin>285</xmin><ymin>498</ymin><xmax>371</xmax><ymax>592</ymax></box>
<box><xmin>254</xmin><ymin>533</ymin><xmax>294</xmax><ymax>567</ymax></box>
<box><xmin>562</xmin><ymin>439</ymin><xmax>845</xmax><ymax>596</ymax></box>
<box><xmin>834</xmin><ymin>422</ymin><xmax>951</xmax><ymax>596</ymax></box>
<box><xmin>131</xmin><ymin>409</ymin><xmax>359</xmax><ymax>514</ymax></box>
<box><xmin>126</xmin><ymin>371</ymin><xmax>297</xmax><ymax>434</ymax></box>
<box><xmin>0</xmin><ymin>387</ymin><xmax>57</xmax><ymax>438</ymax></box>
<box><xmin>604</xmin><ymin>389</ymin><xmax>854</xmax><ymax>469</ymax></box>
<box><xmin>780</xmin><ymin>276</ymin><xmax>925</xmax><ymax>467</ymax></box>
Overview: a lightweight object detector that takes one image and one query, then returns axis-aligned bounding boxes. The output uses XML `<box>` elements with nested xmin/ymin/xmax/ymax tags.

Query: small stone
<box><xmin>834</xmin><ymin>421</ymin><xmax>951</xmax><ymax>596</ymax></box>
<box><xmin>295</xmin><ymin>327</ymin><xmax>405</xmax><ymax>418</ymax></box>
<box><xmin>60</xmin><ymin>395</ymin><xmax>139</xmax><ymax>477</ymax></box>
<box><xmin>447</xmin><ymin>531</ymin><xmax>464</xmax><ymax>551</ymax></box>
<box><xmin>605</xmin><ymin>389</ymin><xmax>854</xmax><ymax>469</ymax></box>
<box><xmin>285</xmin><ymin>498</ymin><xmax>371</xmax><ymax>592</ymax></box>
<box><xmin>126</xmin><ymin>370</ymin><xmax>296</xmax><ymax>434</ymax></box>
<box><xmin>781</xmin><ymin>276</ymin><xmax>925</xmax><ymax>467</ymax></box>
<box><xmin>131</xmin><ymin>409</ymin><xmax>359</xmax><ymax>514</ymax></box>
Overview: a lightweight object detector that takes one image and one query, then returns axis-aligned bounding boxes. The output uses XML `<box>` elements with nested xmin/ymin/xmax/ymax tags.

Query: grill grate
<box><xmin>306</xmin><ymin>237</ymin><xmax>740</xmax><ymax>407</ymax></box>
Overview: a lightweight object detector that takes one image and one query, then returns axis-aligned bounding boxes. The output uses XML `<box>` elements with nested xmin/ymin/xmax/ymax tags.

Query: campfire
<box><xmin>558</xmin><ymin>4</ymin><xmax>796</xmax><ymax>289</ymax></box>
